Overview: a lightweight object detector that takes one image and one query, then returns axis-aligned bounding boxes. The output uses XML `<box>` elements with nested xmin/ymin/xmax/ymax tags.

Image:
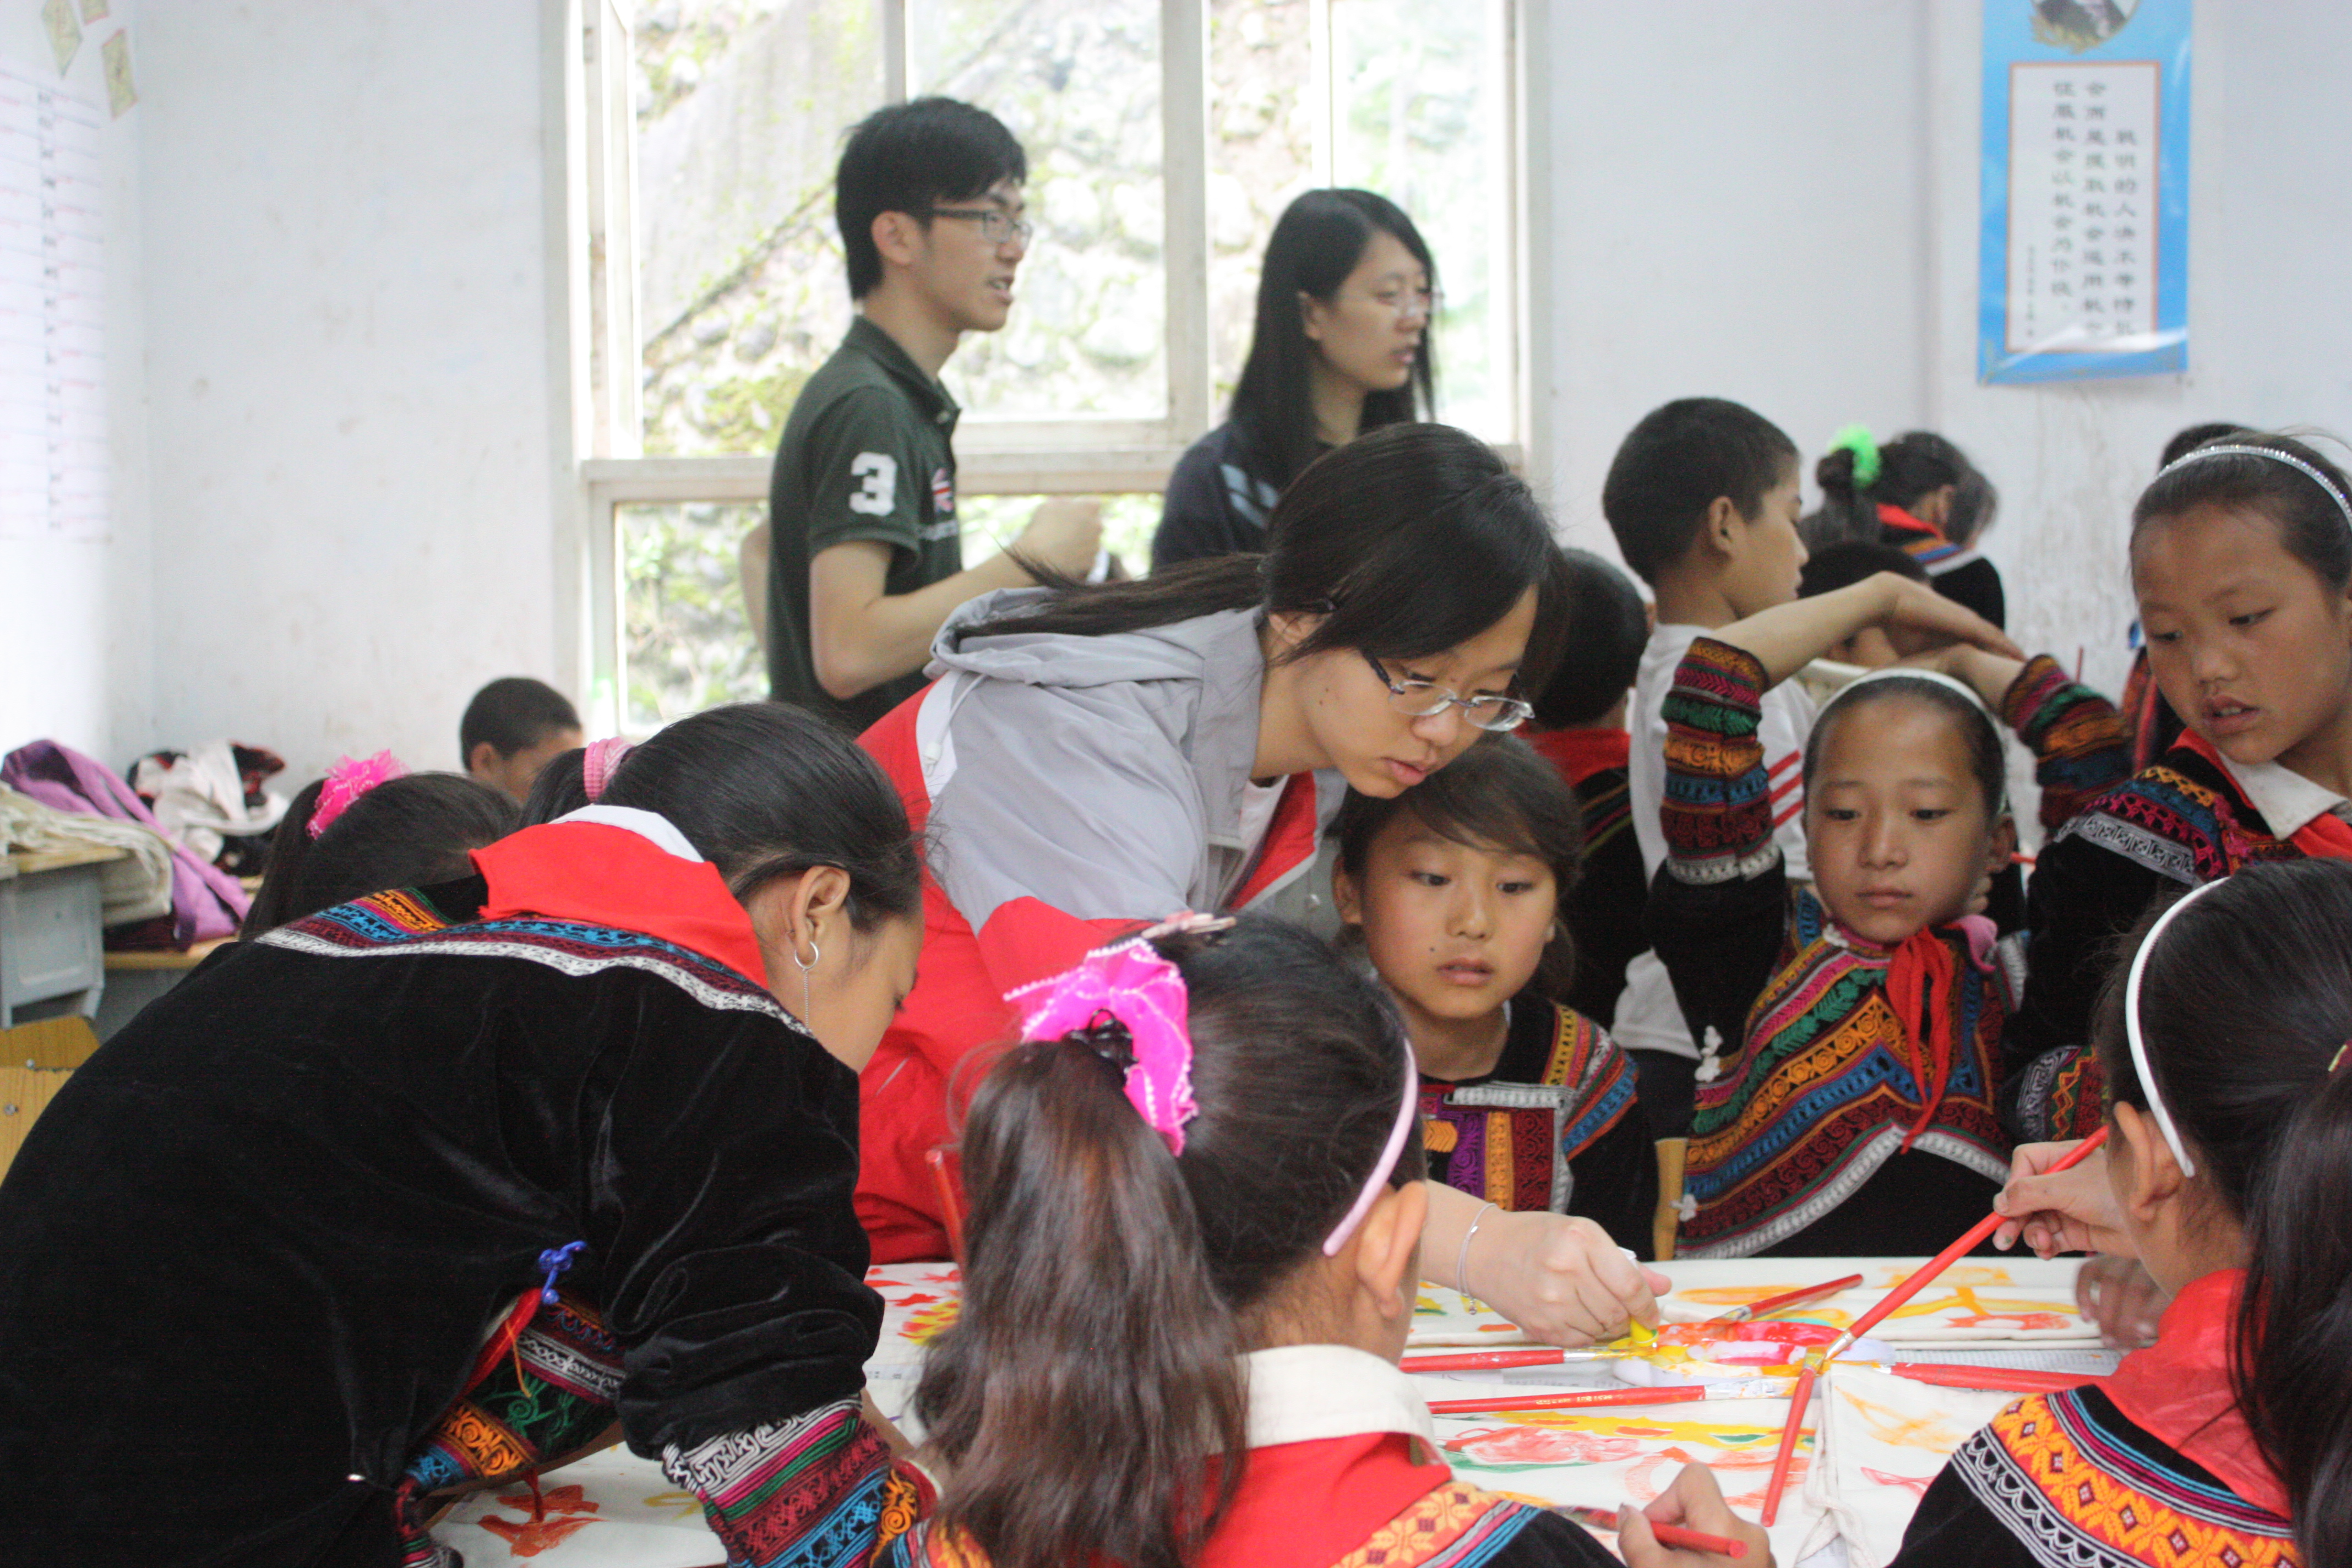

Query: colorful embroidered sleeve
<box><xmin>1642</xmin><ymin>641</ymin><xmax>1798</xmax><ymax>1144</ymax></box>
<box><xmin>1917</xmin><ymin>1390</ymin><xmax>2301</xmax><ymax>1568</ymax></box>
<box><xmin>1999</xmin><ymin>656</ymin><xmax>2133</xmax><ymax>834</ymax></box>
<box><xmin>2005</xmin><ymin>1042</ymin><xmax>2107</xmax><ymax>1144</ymax></box>
<box><xmin>1658</xmin><ymin>639</ymin><xmax>1779</xmax><ymax>886</ymax></box>
<box><xmin>661</xmin><ymin>1398</ymin><xmax>934</xmax><ymax>1568</ymax></box>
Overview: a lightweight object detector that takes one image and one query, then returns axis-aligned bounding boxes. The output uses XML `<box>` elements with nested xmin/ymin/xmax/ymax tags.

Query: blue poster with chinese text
<box><xmin>1980</xmin><ymin>0</ymin><xmax>2190</xmax><ymax>384</ymax></box>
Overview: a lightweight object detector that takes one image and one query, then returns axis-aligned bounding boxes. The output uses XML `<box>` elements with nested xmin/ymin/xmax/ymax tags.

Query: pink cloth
<box><xmin>1008</xmin><ymin>936</ymin><xmax>1201</xmax><ymax>1155</ymax></box>
<box><xmin>2</xmin><ymin>739</ymin><xmax>250</xmax><ymax>946</ymax></box>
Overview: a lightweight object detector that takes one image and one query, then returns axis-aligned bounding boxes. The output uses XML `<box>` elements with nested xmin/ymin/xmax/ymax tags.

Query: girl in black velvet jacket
<box><xmin>0</xmin><ymin>704</ymin><xmax>927</xmax><ymax>1568</ymax></box>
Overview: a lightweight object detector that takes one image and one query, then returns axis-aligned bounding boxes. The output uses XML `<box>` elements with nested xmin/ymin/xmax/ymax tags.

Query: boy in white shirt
<box><xmin>1601</xmin><ymin>398</ymin><xmax>1815</xmax><ymax>1145</ymax></box>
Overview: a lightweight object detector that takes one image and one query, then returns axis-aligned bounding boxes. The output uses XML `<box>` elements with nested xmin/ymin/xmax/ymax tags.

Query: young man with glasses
<box><xmin>744</xmin><ymin>96</ymin><xmax>1103</xmax><ymax>732</ymax></box>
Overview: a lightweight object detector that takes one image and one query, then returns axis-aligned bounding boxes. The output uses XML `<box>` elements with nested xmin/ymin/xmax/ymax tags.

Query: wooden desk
<box><xmin>0</xmin><ymin>845</ymin><xmax>127</xmax><ymax>1027</ymax></box>
<box><xmin>96</xmin><ymin>937</ymin><xmax>233</xmax><ymax>1039</ymax></box>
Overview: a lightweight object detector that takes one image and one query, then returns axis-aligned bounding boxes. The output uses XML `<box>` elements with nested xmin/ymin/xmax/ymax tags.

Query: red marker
<box><xmin>1425</xmin><ymin>1384</ymin><xmax>1713</xmax><ymax>1415</ymax></box>
<box><xmin>1704</xmin><ymin>1273</ymin><xmax>1865</xmax><ymax>1326</ymax></box>
<box><xmin>1760</xmin><ymin>1362</ymin><xmax>1817</xmax><ymax>1526</ymax></box>
<box><xmin>1556</xmin><ymin>1503</ymin><xmax>1748</xmax><ymax>1559</ymax></box>
<box><xmin>1891</xmin><ymin>1362</ymin><xmax>2100</xmax><ymax>1394</ymax></box>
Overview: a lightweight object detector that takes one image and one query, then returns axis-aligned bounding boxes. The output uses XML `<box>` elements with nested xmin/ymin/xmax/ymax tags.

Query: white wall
<box><xmin>1538</xmin><ymin>0</ymin><xmax>1931</xmax><ymax>546</ymax></box>
<box><xmin>14</xmin><ymin>4</ymin><xmax>2352</xmax><ymax>784</ymax></box>
<box><xmin>0</xmin><ymin>2</ymin><xmax>150</xmax><ymax>770</ymax></box>
<box><xmin>1927</xmin><ymin>0</ymin><xmax>2352</xmax><ymax>700</ymax></box>
<box><xmin>1538</xmin><ymin>0</ymin><xmax>2352</xmax><ymax>705</ymax></box>
<box><xmin>132</xmin><ymin>1</ymin><xmax>573</xmax><ymax>783</ymax></box>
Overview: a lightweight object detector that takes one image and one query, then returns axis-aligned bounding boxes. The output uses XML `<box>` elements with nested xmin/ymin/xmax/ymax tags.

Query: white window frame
<box><xmin>566</xmin><ymin>0</ymin><xmax>1534</xmax><ymax>733</ymax></box>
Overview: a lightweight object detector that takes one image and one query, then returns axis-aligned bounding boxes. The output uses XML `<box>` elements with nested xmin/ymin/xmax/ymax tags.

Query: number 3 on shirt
<box><xmin>848</xmin><ymin>453</ymin><xmax>898</xmax><ymax>516</ymax></box>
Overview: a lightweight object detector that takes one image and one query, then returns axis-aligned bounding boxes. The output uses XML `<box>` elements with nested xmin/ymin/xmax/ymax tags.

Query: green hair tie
<box><xmin>1830</xmin><ymin>424</ymin><xmax>1882</xmax><ymax>490</ymax></box>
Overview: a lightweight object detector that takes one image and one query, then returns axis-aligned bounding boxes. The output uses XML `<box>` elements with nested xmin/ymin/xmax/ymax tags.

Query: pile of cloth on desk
<box><xmin>129</xmin><ymin>742</ymin><xmax>287</xmax><ymax>875</ymax></box>
<box><xmin>1</xmin><ymin>740</ymin><xmax>251</xmax><ymax>948</ymax></box>
<box><xmin>0</xmin><ymin>785</ymin><xmax>174</xmax><ymax>929</ymax></box>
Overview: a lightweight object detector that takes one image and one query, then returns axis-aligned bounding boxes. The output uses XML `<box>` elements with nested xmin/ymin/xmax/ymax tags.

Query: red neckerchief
<box><xmin>1837</xmin><ymin>913</ymin><xmax>1996</xmax><ymax>1150</ymax></box>
<box><xmin>2176</xmin><ymin>729</ymin><xmax>2352</xmax><ymax>860</ymax></box>
<box><xmin>1878</xmin><ymin>500</ymin><xmax>1948</xmax><ymax>546</ymax></box>
<box><xmin>470</xmin><ymin>820</ymin><xmax>771</xmax><ymax>987</ymax></box>
<box><xmin>2099</xmin><ymin>1268</ymin><xmax>2289</xmax><ymax>1518</ymax></box>
<box><xmin>1526</xmin><ymin>726</ymin><xmax>1631</xmax><ymax>787</ymax></box>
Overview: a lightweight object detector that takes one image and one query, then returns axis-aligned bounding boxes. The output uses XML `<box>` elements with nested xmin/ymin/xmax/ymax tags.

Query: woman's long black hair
<box><xmin>596</xmin><ymin>703</ymin><xmax>921</xmax><ymax>924</ymax></box>
<box><xmin>1229</xmin><ymin>188</ymin><xmax>1437</xmax><ymax>488</ymax></box>
<box><xmin>915</xmin><ymin>916</ymin><xmax>1418</xmax><ymax>1568</ymax></box>
<box><xmin>959</xmin><ymin>421</ymin><xmax>1569</xmax><ymax>696</ymax></box>
<box><xmin>2093</xmin><ymin>859</ymin><xmax>2352</xmax><ymax>1565</ymax></box>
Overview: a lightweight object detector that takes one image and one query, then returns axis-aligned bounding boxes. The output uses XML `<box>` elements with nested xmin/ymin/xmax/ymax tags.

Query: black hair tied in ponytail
<box><xmin>916</xmin><ymin>916</ymin><xmax>1418</xmax><ymax>1568</ymax></box>
<box><xmin>958</xmin><ymin>423</ymin><xmax>1570</xmax><ymax>699</ymax></box>
<box><xmin>2092</xmin><ymin>859</ymin><xmax>2352</xmax><ymax>1564</ymax></box>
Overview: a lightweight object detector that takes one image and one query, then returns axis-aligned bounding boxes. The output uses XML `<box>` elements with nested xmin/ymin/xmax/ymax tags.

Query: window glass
<box><xmin>622</xmin><ymin>500</ymin><xmax>767</xmax><ymax>728</ymax></box>
<box><xmin>955</xmin><ymin>492</ymin><xmax>1164</xmax><ymax>577</ymax></box>
<box><xmin>1205</xmin><ymin>0</ymin><xmax>1314</xmax><ymax>409</ymax></box>
<box><xmin>1329</xmin><ymin>0</ymin><xmax>1512</xmax><ymax>438</ymax></box>
<box><xmin>908</xmin><ymin>0</ymin><xmax>1169</xmax><ymax>421</ymax></box>
<box><xmin>633</xmin><ymin>2</ymin><xmax>887</xmax><ymax>456</ymax></box>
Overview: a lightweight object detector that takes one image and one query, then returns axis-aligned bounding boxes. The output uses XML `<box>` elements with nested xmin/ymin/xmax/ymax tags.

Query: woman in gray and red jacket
<box><xmin>858</xmin><ymin>422</ymin><xmax>1669</xmax><ymax>1343</ymax></box>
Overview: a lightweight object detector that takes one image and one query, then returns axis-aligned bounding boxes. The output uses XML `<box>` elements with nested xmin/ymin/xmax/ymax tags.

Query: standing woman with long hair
<box><xmin>1151</xmin><ymin>189</ymin><xmax>1438</xmax><ymax>568</ymax></box>
<box><xmin>861</xmin><ymin>423</ymin><xmax>1664</xmax><ymax>1342</ymax></box>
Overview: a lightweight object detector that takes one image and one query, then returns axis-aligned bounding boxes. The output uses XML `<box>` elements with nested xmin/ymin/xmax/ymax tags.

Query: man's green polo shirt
<box><xmin>765</xmin><ymin>314</ymin><xmax>962</xmax><ymax>732</ymax></box>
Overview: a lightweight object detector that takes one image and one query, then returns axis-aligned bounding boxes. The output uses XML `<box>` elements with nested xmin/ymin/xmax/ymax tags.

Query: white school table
<box><xmin>434</xmin><ymin>1256</ymin><xmax>2119</xmax><ymax>1568</ymax></box>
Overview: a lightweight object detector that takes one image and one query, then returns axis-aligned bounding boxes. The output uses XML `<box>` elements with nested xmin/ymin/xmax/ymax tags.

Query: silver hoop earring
<box><xmin>792</xmin><ymin>937</ymin><xmax>820</xmax><ymax>1029</ymax></box>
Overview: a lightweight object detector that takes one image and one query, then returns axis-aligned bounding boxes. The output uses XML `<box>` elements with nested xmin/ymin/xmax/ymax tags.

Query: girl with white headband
<box><xmin>2009</xmin><ymin>433</ymin><xmax>2352</xmax><ymax>1149</ymax></box>
<box><xmin>1645</xmin><ymin>575</ymin><xmax>2128</xmax><ymax>1257</ymax></box>
<box><xmin>1924</xmin><ymin>859</ymin><xmax>2351</xmax><ymax>1567</ymax></box>
<box><xmin>889</xmin><ymin>913</ymin><xmax>1756</xmax><ymax>1568</ymax></box>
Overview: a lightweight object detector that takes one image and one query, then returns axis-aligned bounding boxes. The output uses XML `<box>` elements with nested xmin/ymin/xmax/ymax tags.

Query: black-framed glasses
<box><xmin>1361</xmin><ymin>652</ymin><xmax>1532</xmax><ymax>732</ymax></box>
<box><xmin>928</xmin><ymin>207</ymin><xmax>1035</xmax><ymax>246</ymax></box>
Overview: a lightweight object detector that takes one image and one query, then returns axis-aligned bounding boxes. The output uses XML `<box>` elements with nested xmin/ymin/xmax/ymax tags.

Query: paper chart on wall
<box><xmin>0</xmin><ymin>56</ymin><xmax>106</xmax><ymax>541</ymax></box>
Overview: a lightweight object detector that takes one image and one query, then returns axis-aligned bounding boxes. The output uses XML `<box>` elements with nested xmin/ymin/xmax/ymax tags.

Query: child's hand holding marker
<box><xmin>1604</xmin><ymin>1464</ymin><xmax>1772</xmax><ymax>1567</ymax></box>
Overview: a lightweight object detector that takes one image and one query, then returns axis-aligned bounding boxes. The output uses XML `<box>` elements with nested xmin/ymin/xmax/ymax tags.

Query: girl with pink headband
<box><xmin>891</xmin><ymin>913</ymin><xmax>1750</xmax><ymax>1568</ymax></box>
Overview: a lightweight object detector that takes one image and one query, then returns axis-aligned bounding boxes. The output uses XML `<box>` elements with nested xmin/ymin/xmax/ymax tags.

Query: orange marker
<box><xmin>923</xmin><ymin>1147</ymin><xmax>966</xmax><ymax>1267</ymax></box>
<box><xmin>1827</xmin><ymin>1126</ymin><xmax>2111</xmax><ymax>1362</ymax></box>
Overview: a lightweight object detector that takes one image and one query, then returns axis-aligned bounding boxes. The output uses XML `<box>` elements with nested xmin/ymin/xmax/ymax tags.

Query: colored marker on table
<box><xmin>1702</xmin><ymin>1272</ymin><xmax>1865</xmax><ymax>1326</ymax></box>
<box><xmin>1401</xmin><ymin>1347</ymin><xmax>1623</xmax><ymax>1373</ymax></box>
<box><xmin>1555</xmin><ymin>1503</ymin><xmax>1749</xmax><ymax>1559</ymax></box>
<box><xmin>1424</xmin><ymin>1381</ymin><xmax>1787</xmax><ymax>1415</ymax></box>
